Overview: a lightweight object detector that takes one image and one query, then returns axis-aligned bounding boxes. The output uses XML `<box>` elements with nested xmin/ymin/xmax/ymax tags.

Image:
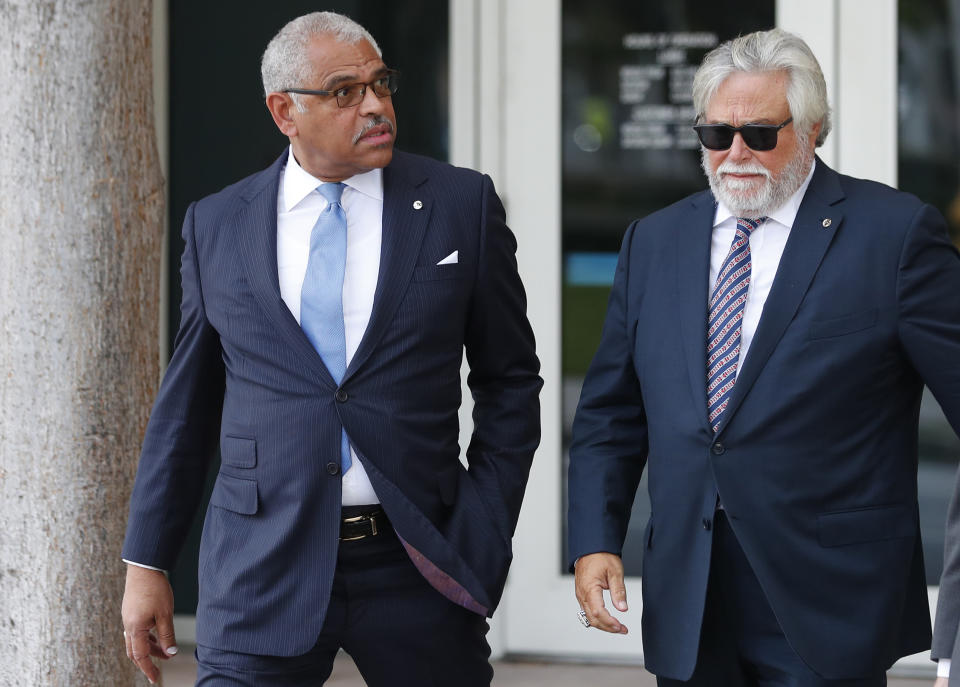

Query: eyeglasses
<box><xmin>284</xmin><ymin>70</ymin><xmax>400</xmax><ymax>109</ymax></box>
<box><xmin>693</xmin><ymin>117</ymin><xmax>793</xmax><ymax>151</ymax></box>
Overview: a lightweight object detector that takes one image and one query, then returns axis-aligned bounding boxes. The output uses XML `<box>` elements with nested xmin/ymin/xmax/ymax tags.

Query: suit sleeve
<box><xmin>121</xmin><ymin>202</ymin><xmax>226</xmax><ymax>569</ymax></box>
<box><xmin>896</xmin><ymin>203</ymin><xmax>960</xmax><ymax>664</ymax></box>
<box><xmin>897</xmin><ymin>203</ymin><xmax>960</xmax><ymax>433</ymax></box>
<box><xmin>462</xmin><ymin>174</ymin><xmax>543</xmax><ymax>538</ymax></box>
<box><xmin>567</xmin><ymin>221</ymin><xmax>648</xmax><ymax>570</ymax></box>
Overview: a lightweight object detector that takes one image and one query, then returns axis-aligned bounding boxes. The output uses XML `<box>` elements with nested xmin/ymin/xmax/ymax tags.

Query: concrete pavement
<box><xmin>161</xmin><ymin>647</ymin><xmax>935</xmax><ymax>686</ymax></box>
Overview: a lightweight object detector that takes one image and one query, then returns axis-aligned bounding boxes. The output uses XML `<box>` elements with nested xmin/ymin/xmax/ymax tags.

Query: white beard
<box><xmin>702</xmin><ymin>142</ymin><xmax>813</xmax><ymax>219</ymax></box>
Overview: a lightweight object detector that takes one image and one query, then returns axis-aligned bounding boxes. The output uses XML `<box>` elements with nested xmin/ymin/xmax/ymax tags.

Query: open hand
<box><xmin>574</xmin><ymin>552</ymin><xmax>629</xmax><ymax>634</ymax></box>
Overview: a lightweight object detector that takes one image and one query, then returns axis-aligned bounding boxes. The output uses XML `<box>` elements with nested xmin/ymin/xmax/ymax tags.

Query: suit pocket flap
<box><xmin>221</xmin><ymin>435</ymin><xmax>256</xmax><ymax>468</ymax></box>
<box><xmin>808</xmin><ymin>308</ymin><xmax>878</xmax><ymax>339</ymax></box>
<box><xmin>817</xmin><ymin>504</ymin><xmax>914</xmax><ymax>547</ymax></box>
<box><xmin>210</xmin><ymin>474</ymin><xmax>258</xmax><ymax>515</ymax></box>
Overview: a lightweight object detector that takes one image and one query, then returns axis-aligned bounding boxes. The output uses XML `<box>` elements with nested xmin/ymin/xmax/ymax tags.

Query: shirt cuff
<box><xmin>938</xmin><ymin>658</ymin><xmax>951</xmax><ymax>678</ymax></box>
<box><xmin>122</xmin><ymin>559</ymin><xmax>167</xmax><ymax>573</ymax></box>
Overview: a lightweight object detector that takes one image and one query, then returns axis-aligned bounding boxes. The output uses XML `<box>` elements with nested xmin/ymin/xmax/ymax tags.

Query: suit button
<box><xmin>711</xmin><ymin>442</ymin><xmax>725</xmax><ymax>455</ymax></box>
<box><xmin>335</xmin><ymin>389</ymin><xmax>348</xmax><ymax>403</ymax></box>
<box><xmin>326</xmin><ymin>462</ymin><xmax>339</xmax><ymax>475</ymax></box>
<box><xmin>702</xmin><ymin>518</ymin><xmax>712</xmax><ymax>531</ymax></box>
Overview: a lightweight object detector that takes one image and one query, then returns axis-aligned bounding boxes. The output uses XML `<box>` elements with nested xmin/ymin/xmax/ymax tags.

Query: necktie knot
<box><xmin>318</xmin><ymin>182</ymin><xmax>346</xmax><ymax>206</ymax></box>
<box><xmin>736</xmin><ymin>216</ymin><xmax>766</xmax><ymax>235</ymax></box>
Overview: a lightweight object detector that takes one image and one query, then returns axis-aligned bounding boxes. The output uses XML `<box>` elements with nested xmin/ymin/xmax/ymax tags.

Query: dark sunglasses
<box><xmin>693</xmin><ymin>117</ymin><xmax>793</xmax><ymax>151</ymax></box>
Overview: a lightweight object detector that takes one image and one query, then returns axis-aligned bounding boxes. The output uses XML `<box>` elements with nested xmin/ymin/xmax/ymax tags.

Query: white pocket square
<box><xmin>436</xmin><ymin>251</ymin><xmax>458</xmax><ymax>265</ymax></box>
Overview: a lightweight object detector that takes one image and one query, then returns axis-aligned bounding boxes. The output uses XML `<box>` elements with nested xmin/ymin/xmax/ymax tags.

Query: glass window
<box><xmin>561</xmin><ymin>0</ymin><xmax>775</xmax><ymax>574</ymax></box>
<box><xmin>898</xmin><ymin>0</ymin><xmax>960</xmax><ymax>584</ymax></box>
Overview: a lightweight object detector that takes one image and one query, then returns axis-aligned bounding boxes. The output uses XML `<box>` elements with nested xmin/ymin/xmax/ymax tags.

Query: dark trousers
<box><xmin>195</xmin><ymin>519</ymin><xmax>493</xmax><ymax>686</ymax></box>
<box><xmin>657</xmin><ymin>511</ymin><xmax>887</xmax><ymax>687</ymax></box>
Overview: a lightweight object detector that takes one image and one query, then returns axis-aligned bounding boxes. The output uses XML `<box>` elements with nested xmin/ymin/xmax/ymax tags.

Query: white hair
<box><xmin>261</xmin><ymin>11</ymin><xmax>382</xmax><ymax>111</ymax></box>
<box><xmin>692</xmin><ymin>28</ymin><xmax>832</xmax><ymax>147</ymax></box>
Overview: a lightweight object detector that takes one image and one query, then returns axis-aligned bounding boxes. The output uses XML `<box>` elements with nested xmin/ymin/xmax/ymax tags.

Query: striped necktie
<box><xmin>706</xmin><ymin>216</ymin><xmax>765</xmax><ymax>433</ymax></box>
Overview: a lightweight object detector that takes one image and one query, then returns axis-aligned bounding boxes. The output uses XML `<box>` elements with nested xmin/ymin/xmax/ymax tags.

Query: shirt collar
<box><xmin>280</xmin><ymin>145</ymin><xmax>384</xmax><ymax>212</ymax></box>
<box><xmin>713</xmin><ymin>158</ymin><xmax>818</xmax><ymax>228</ymax></box>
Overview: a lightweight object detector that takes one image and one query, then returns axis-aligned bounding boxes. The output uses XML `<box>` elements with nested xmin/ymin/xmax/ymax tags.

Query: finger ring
<box><xmin>577</xmin><ymin>609</ymin><xmax>590</xmax><ymax>628</ymax></box>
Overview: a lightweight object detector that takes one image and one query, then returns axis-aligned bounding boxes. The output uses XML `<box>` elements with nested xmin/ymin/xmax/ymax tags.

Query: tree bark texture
<box><xmin>0</xmin><ymin>1</ymin><xmax>164</xmax><ymax>684</ymax></box>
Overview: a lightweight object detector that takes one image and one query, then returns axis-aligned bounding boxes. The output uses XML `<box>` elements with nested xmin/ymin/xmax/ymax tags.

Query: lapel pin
<box><xmin>822</xmin><ymin>218</ymin><xmax>832</xmax><ymax>228</ymax></box>
<box><xmin>413</xmin><ymin>200</ymin><xmax>423</xmax><ymax>210</ymax></box>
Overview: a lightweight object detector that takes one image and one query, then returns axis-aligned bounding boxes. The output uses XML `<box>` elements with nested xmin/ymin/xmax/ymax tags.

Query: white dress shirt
<box><xmin>709</xmin><ymin>161</ymin><xmax>816</xmax><ymax>375</ymax></box>
<box><xmin>278</xmin><ymin>147</ymin><xmax>381</xmax><ymax>506</ymax></box>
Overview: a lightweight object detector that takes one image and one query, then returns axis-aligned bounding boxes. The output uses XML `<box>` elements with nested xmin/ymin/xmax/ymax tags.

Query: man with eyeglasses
<box><xmin>120</xmin><ymin>11</ymin><xmax>541</xmax><ymax>686</ymax></box>
<box><xmin>569</xmin><ymin>27</ymin><xmax>960</xmax><ymax>686</ymax></box>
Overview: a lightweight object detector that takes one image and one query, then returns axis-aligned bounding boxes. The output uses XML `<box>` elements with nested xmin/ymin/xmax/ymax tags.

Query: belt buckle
<box><xmin>340</xmin><ymin>512</ymin><xmax>378</xmax><ymax>541</ymax></box>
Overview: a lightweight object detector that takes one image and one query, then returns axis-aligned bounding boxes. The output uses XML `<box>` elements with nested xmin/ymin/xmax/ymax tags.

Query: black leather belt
<box><xmin>340</xmin><ymin>506</ymin><xmax>387</xmax><ymax>541</ymax></box>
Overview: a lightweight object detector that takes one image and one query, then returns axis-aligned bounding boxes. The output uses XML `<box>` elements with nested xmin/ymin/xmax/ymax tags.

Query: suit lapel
<box><xmin>345</xmin><ymin>152</ymin><xmax>431</xmax><ymax>379</ymax></box>
<box><xmin>234</xmin><ymin>152</ymin><xmax>338</xmax><ymax>389</ymax></box>
<box><xmin>715</xmin><ymin>160</ymin><xmax>845</xmax><ymax>434</ymax></box>
<box><xmin>678</xmin><ymin>192</ymin><xmax>720</xmax><ymax>434</ymax></box>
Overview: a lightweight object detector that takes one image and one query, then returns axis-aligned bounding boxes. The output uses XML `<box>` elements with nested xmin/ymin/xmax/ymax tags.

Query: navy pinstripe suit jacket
<box><xmin>122</xmin><ymin>149</ymin><xmax>542</xmax><ymax>656</ymax></box>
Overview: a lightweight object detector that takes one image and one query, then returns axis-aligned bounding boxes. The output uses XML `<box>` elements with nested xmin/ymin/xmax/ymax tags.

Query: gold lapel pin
<box><xmin>413</xmin><ymin>200</ymin><xmax>423</xmax><ymax>210</ymax></box>
<box><xmin>822</xmin><ymin>218</ymin><xmax>832</xmax><ymax>228</ymax></box>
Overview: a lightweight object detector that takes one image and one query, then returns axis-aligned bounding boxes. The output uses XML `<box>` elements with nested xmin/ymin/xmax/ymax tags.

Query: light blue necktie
<box><xmin>706</xmin><ymin>216</ymin><xmax>765</xmax><ymax>433</ymax></box>
<box><xmin>300</xmin><ymin>182</ymin><xmax>351</xmax><ymax>474</ymax></box>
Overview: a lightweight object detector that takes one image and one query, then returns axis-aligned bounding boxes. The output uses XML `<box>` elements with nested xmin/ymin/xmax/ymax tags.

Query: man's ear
<box><xmin>266</xmin><ymin>93</ymin><xmax>298</xmax><ymax>138</ymax></box>
<box><xmin>809</xmin><ymin>120</ymin><xmax>822</xmax><ymax>148</ymax></box>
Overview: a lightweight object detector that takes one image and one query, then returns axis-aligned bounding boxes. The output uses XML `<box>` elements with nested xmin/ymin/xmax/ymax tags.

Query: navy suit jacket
<box><xmin>122</xmin><ymin>149</ymin><xmax>542</xmax><ymax>656</ymax></box>
<box><xmin>568</xmin><ymin>159</ymin><xmax>960</xmax><ymax>680</ymax></box>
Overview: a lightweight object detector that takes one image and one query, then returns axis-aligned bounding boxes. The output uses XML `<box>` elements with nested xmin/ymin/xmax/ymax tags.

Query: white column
<box><xmin>835</xmin><ymin>0</ymin><xmax>898</xmax><ymax>185</ymax></box>
<box><xmin>777</xmin><ymin>0</ymin><xmax>839</xmax><ymax>168</ymax></box>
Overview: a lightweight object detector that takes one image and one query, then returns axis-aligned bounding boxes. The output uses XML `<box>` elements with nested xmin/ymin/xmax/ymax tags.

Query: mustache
<box><xmin>353</xmin><ymin>116</ymin><xmax>394</xmax><ymax>144</ymax></box>
<box><xmin>715</xmin><ymin>161</ymin><xmax>772</xmax><ymax>179</ymax></box>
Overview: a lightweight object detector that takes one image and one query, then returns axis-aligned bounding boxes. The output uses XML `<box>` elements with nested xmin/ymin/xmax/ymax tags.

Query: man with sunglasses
<box><xmin>569</xmin><ymin>27</ymin><xmax>960</xmax><ymax>686</ymax></box>
<box><xmin>120</xmin><ymin>11</ymin><xmax>541</xmax><ymax>686</ymax></box>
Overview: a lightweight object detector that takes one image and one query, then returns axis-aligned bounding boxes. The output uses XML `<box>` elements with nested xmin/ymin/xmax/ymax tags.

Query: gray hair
<box><xmin>261</xmin><ymin>11</ymin><xmax>382</xmax><ymax>109</ymax></box>
<box><xmin>692</xmin><ymin>28</ymin><xmax>832</xmax><ymax>147</ymax></box>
